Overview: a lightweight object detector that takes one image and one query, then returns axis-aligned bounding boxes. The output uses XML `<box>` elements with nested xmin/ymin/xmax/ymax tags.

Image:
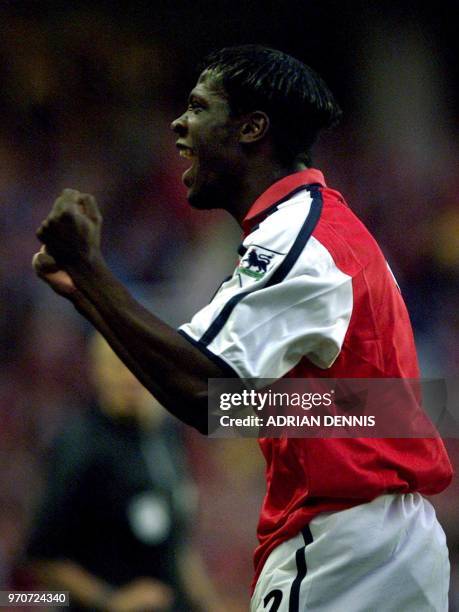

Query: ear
<box><xmin>239</xmin><ymin>111</ymin><xmax>270</xmax><ymax>144</ymax></box>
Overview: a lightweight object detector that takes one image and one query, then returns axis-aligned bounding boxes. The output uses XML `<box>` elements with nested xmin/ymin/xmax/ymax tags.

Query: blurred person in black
<box><xmin>25</xmin><ymin>333</ymin><xmax>221</xmax><ymax>612</ymax></box>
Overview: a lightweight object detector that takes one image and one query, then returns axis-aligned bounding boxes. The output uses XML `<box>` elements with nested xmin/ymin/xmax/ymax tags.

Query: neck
<box><xmin>228</xmin><ymin>158</ymin><xmax>308</xmax><ymax>226</ymax></box>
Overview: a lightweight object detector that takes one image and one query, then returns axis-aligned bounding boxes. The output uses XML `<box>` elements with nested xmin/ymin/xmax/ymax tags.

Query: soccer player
<box><xmin>33</xmin><ymin>45</ymin><xmax>452</xmax><ymax>611</ymax></box>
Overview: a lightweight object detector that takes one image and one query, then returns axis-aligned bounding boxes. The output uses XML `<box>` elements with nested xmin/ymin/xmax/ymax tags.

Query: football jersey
<box><xmin>179</xmin><ymin>168</ymin><xmax>453</xmax><ymax>588</ymax></box>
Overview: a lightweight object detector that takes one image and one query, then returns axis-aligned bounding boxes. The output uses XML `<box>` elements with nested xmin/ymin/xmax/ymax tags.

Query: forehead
<box><xmin>189</xmin><ymin>70</ymin><xmax>228</xmax><ymax>104</ymax></box>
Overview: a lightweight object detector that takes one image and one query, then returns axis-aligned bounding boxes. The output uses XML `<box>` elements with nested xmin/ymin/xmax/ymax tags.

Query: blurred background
<box><xmin>0</xmin><ymin>0</ymin><xmax>458</xmax><ymax>609</ymax></box>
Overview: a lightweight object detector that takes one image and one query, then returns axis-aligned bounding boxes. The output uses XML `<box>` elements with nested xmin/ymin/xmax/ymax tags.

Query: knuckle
<box><xmin>62</xmin><ymin>188</ymin><xmax>79</xmax><ymax>197</ymax></box>
<box><xmin>81</xmin><ymin>193</ymin><xmax>99</xmax><ymax>210</ymax></box>
<box><xmin>36</xmin><ymin>224</ymin><xmax>46</xmax><ymax>237</ymax></box>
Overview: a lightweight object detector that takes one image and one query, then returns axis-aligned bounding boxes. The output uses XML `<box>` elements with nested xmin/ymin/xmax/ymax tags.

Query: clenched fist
<box><xmin>36</xmin><ymin>188</ymin><xmax>102</xmax><ymax>267</ymax></box>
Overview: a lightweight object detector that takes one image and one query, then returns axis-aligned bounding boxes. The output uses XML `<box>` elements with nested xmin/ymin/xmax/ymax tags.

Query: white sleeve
<box><xmin>179</xmin><ymin>193</ymin><xmax>353</xmax><ymax>379</ymax></box>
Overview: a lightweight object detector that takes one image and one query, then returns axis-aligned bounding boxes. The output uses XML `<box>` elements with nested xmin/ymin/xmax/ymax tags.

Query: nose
<box><xmin>171</xmin><ymin>112</ymin><xmax>187</xmax><ymax>135</ymax></box>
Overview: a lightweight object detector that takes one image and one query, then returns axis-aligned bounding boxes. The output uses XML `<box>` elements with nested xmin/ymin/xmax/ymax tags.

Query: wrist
<box><xmin>66</xmin><ymin>250</ymin><xmax>106</xmax><ymax>286</ymax></box>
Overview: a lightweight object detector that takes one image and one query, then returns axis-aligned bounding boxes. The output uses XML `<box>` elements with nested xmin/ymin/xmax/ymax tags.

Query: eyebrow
<box><xmin>188</xmin><ymin>91</ymin><xmax>207</xmax><ymax>105</ymax></box>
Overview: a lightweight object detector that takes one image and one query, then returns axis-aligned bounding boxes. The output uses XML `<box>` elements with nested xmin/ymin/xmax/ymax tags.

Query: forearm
<box><xmin>69</xmin><ymin>258</ymin><xmax>221</xmax><ymax>432</ymax></box>
<box><xmin>178</xmin><ymin>548</ymin><xmax>224</xmax><ymax>612</ymax></box>
<box><xmin>31</xmin><ymin>559</ymin><xmax>112</xmax><ymax>610</ymax></box>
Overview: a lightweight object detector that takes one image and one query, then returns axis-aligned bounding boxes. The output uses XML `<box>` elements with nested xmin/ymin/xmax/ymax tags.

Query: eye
<box><xmin>187</xmin><ymin>99</ymin><xmax>204</xmax><ymax>113</ymax></box>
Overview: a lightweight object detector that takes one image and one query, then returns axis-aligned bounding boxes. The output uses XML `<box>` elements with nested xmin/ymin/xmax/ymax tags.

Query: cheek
<box><xmin>196</xmin><ymin>154</ymin><xmax>230</xmax><ymax>183</ymax></box>
<box><xmin>199</xmin><ymin>137</ymin><xmax>238</xmax><ymax>169</ymax></box>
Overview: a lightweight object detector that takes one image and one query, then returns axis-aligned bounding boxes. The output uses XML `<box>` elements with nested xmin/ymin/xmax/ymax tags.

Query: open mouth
<box><xmin>176</xmin><ymin>144</ymin><xmax>197</xmax><ymax>187</ymax></box>
<box><xmin>178</xmin><ymin>147</ymin><xmax>194</xmax><ymax>160</ymax></box>
<box><xmin>177</xmin><ymin>143</ymin><xmax>195</xmax><ymax>159</ymax></box>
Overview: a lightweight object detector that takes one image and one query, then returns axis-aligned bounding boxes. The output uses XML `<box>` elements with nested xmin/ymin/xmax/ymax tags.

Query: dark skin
<box><xmin>32</xmin><ymin>70</ymin><xmax>307</xmax><ymax>433</ymax></box>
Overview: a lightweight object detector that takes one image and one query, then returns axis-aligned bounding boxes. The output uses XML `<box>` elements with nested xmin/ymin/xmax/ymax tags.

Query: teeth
<box><xmin>179</xmin><ymin>148</ymin><xmax>194</xmax><ymax>159</ymax></box>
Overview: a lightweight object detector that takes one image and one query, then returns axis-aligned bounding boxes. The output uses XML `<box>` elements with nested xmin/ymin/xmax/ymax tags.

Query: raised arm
<box><xmin>32</xmin><ymin>190</ymin><xmax>224</xmax><ymax>433</ymax></box>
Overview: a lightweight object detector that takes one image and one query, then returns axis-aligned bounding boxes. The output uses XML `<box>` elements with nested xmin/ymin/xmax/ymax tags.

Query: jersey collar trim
<box><xmin>242</xmin><ymin>168</ymin><xmax>326</xmax><ymax>233</ymax></box>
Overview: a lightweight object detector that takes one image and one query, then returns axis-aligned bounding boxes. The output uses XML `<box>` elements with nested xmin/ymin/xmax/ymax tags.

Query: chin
<box><xmin>187</xmin><ymin>184</ymin><xmax>219</xmax><ymax>210</ymax></box>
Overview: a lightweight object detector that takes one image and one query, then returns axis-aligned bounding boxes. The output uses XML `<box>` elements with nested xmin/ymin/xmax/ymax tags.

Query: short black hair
<box><xmin>200</xmin><ymin>45</ymin><xmax>342</xmax><ymax>166</ymax></box>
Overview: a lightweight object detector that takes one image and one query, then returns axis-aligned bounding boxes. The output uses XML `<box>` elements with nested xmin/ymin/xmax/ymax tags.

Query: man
<box><xmin>33</xmin><ymin>45</ymin><xmax>452</xmax><ymax>610</ymax></box>
<box><xmin>26</xmin><ymin>333</ymin><xmax>221</xmax><ymax>612</ymax></box>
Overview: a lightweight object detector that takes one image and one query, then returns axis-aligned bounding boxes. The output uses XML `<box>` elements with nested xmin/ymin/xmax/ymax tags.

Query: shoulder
<box><xmin>314</xmin><ymin>187</ymin><xmax>387</xmax><ymax>277</ymax></box>
<box><xmin>247</xmin><ymin>187</ymin><xmax>318</xmax><ymax>248</ymax></box>
<box><xmin>242</xmin><ymin>186</ymin><xmax>351</xmax><ymax>281</ymax></box>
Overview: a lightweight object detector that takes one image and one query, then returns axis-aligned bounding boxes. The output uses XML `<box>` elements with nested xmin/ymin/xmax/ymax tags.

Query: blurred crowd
<box><xmin>0</xmin><ymin>3</ymin><xmax>458</xmax><ymax>610</ymax></box>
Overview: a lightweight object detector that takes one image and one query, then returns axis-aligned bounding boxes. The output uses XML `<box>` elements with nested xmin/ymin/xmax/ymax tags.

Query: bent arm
<box><xmin>30</xmin><ymin>559</ymin><xmax>174</xmax><ymax>611</ymax></box>
<box><xmin>69</xmin><ymin>261</ymin><xmax>222</xmax><ymax>433</ymax></box>
<box><xmin>34</xmin><ymin>190</ymin><xmax>226</xmax><ymax>433</ymax></box>
<box><xmin>30</xmin><ymin>559</ymin><xmax>113</xmax><ymax>610</ymax></box>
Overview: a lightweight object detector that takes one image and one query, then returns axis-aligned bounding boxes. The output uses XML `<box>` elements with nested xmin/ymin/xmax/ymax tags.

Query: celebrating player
<box><xmin>33</xmin><ymin>45</ymin><xmax>452</xmax><ymax>611</ymax></box>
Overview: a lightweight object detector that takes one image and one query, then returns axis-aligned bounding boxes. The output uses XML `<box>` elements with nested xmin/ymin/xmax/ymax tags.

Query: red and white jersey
<box><xmin>179</xmin><ymin>168</ymin><xmax>453</xmax><ymax>588</ymax></box>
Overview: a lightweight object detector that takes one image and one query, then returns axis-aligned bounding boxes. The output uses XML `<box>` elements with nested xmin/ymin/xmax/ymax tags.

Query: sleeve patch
<box><xmin>237</xmin><ymin>245</ymin><xmax>284</xmax><ymax>280</ymax></box>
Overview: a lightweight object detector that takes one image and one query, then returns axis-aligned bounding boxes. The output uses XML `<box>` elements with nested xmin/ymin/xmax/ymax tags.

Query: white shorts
<box><xmin>251</xmin><ymin>493</ymin><xmax>449</xmax><ymax>612</ymax></box>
